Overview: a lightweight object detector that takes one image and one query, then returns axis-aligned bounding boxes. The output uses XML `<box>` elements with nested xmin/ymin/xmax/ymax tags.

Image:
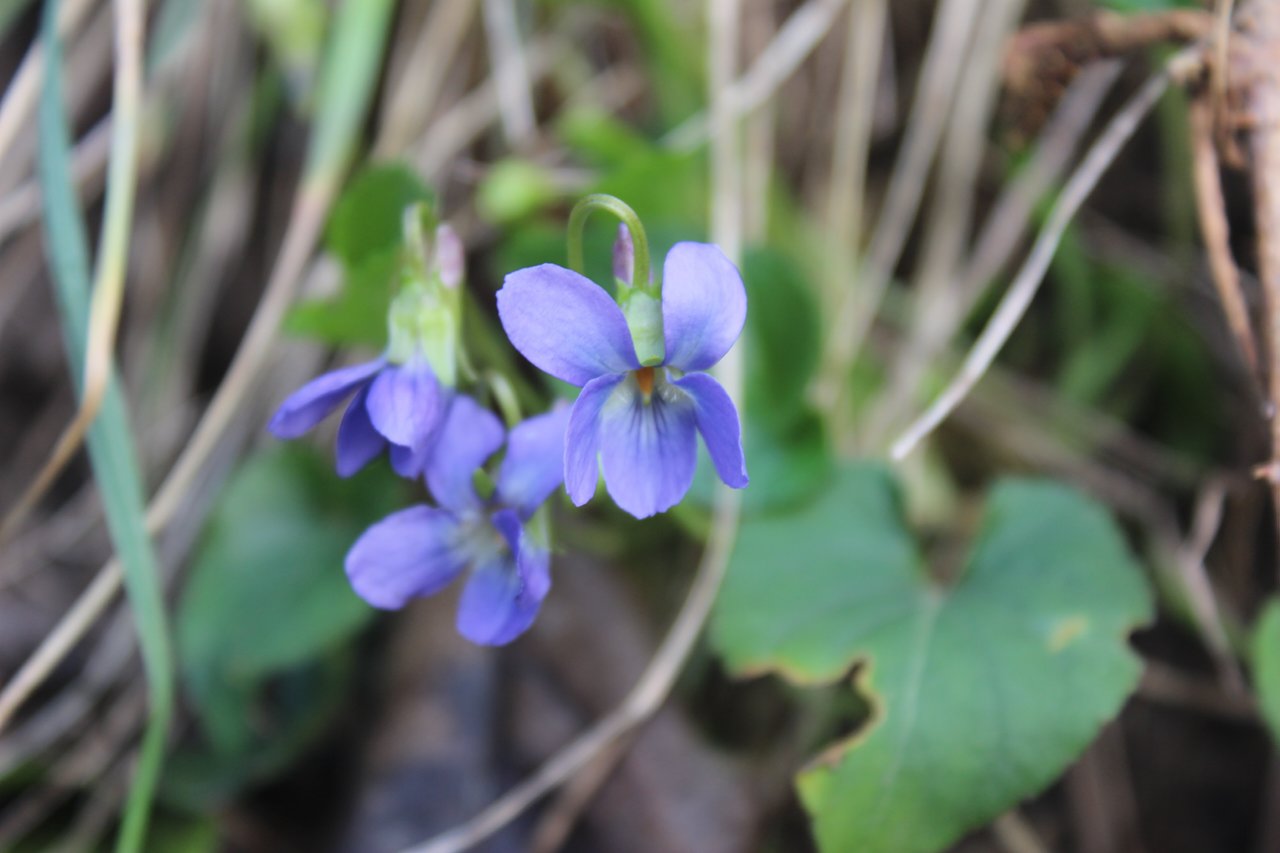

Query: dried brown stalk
<box><xmin>1003</xmin><ymin>9</ymin><xmax>1211</xmax><ymax>136</ymax></box>
<box><xmin>1190</xmin><ymin>92</ymin><xmax>1258</xmax><ymax>372</ymax></box>
<box><xmin>1230</xmin><ymin>1</ymin><xmax>1280</xmax><ymax>559</ymax></box>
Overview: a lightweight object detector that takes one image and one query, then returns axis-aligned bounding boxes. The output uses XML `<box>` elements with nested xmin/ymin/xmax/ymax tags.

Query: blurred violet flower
<box><xmin>269</xmin><ymin>220</ymin><xmax>466</xmax><ymax>478</ymax></box>
<box><xmin>268</xmin><ymin>356</ymin><xmax>444</xmax><ymax>478</ymax></box>
<box><xmin>345</xmin><ymin>396</ymin><xmax>569</xmax><ymax>645</ymax></box>
<box><xmin>498</xmin><ymin>241</ymin><xmax>749</xmax><ymax>518</ymax></box>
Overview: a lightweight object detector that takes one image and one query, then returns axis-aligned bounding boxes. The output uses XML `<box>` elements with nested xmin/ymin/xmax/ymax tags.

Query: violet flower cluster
<box><xmin>269</xmin><ymin>196</ymin><xmax>749</xmax><ymax>645</ymax></box>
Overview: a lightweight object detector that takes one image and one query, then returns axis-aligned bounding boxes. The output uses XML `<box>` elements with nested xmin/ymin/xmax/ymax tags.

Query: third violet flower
<box><xmin>345</xmin><ymin>396</ymin><xmax>569</xmax><ymax>645</ymax></box>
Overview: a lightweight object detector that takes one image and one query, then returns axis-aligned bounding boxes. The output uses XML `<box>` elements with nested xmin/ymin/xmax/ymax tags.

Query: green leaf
<box><xmin>288</xmin><ymin>164</ymin><xmax>431</xmax><ymax>346</ymax></box>
<box><xmin>711</xmin><ymin>466</ymin><xmax>1152</xmax><ymax>852</ymax></box>
<box><xmin>326</xmin><ymin>163</ymin><xmax>430</xmax><ymax>269</ymax></box>
<box><xmin>477</xmin><ymin>158</ymin><xmax>563</xmax><ymax>225</ymax></box>
<box><xmin>244</xmin><ymin>0</ymin><xmax>327</xmax><ymax>99</ymax></box>
<box><xmin>690</xmin><ymin>408</ymin><xmax>831</xmax><ymax>515</ymax></box>
<box><xmin>1253</xmin><ymin>598</ymin><xmax>1280</xmax><ymax>745</ymax></box>
<box><xmin>285</xmin><ymin>249</ymin><xmax>397</xmax><ymax>346</ymax></box>
<box><xmin>545</xmin><ymin>0</ymin><xmax>702</xmax><ymax>120</ymax></box>
<box><xmin>741</xmin><ymin>246</ymin><xmax>821</xmax><ymax>431</ymax></box>
<box><xmin>304</xmin><ymin>0</ymin><xmax>395</xmax><ymax>182</ymax></box>
<box><xmin>179</xmin><ymin>446</ymin><xmax>398</xmax><ymax>687</ymax></box>
<box><xmin>555</xmin><ymin>109</ymin><xmax>708</xmax><ymax>228</ymax></box>
<box><xmin>162</xmin><ymin>657</ymin><xmax>352</xmax><ymax>809</ymax></box>
<box><xmin>557</xmin><ymin>106</ymin><xmax>656</xmax><ymax>167</ymax></box>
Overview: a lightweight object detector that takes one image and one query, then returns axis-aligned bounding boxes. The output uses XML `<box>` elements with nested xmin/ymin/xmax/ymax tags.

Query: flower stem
<box><xmin>486</xmin><ymin>369</ymin><xmax>523</xmax><ymax>428</ymax></box>
<box><xmin>566</xmin><ymin>193</ymin><xmax>652</xmax><ymax>294</ymax></box>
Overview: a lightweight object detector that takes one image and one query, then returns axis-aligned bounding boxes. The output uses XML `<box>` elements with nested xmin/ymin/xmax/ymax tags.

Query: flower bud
<box><xmin>612</xmin><ymin>223</ymin><xmax>634</xmax><ymax>286</ymax></box>
<box><xmin>435</xmin><ymin>223</ymin><xmax>464</xmax><ymax>289</ymax></box>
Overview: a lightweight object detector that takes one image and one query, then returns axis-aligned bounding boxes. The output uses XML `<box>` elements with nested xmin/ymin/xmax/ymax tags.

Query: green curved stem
<box><xmin>566</xmin><ymin>194</ymin><xmax>653</xmax><ymax>293</ymax></box>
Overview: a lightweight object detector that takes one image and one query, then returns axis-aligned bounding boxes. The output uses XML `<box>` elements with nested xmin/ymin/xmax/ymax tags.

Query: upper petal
<box><xmin>366</xmin><ymin>358</ymin><xmax>444</xmax><ymax>450</ymax></box>
<box><xmin>425</xmin><ymin>395</ymin><xmax>505</xmax><ymax>513</ymax></box>
<box><xmin>345</xmin><ymin>505</ymin><xmax>467</xmax><ymax>610</ymax></box>
<box><xmin>497</xmin><ymin>264</ymin><xmax>639</xmax><ymax>386</ymax></box>
<box><xmin>661</xmin><ymin>242</ymin><xmax>747</xmax><ymax>371</ymax></box>
<box><xmin>599</xmin><ymin>378</ymin><xmax>698</xmax><ymax>518</ymax></box>
<box><xmin>335</xmin><ymin>386</ymin><xmax>387</xmax><ymax>477</ymax></box>
<box><xmin>268</xmin><ymin>359</ymin><xmax>385</xmax><ymax>439</ymax></box>
<box><xmin>455</xmin><ymin>509</ymin><xmax>551</xmax><ymax>646</ymax></box>
<box><xmin>564</xmin><ymin>373</ymin><xmax>626</xmax><ymax>506</ymax></box>
<box><xmin>673</xmin><ymin>373</ymin><xmax>748</xmax><ymax>488</ymax></box>
<box><xmin>497</xmin><ymin>403</ymin><xmax>571</xmax><ymax>516</ymax></box>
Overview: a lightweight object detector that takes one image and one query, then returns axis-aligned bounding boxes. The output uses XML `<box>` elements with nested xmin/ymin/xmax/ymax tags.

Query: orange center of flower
<box><xmin>634</xmin><ymin>366</ymin><xmax>655</xmax><ymax>397</ymax></box>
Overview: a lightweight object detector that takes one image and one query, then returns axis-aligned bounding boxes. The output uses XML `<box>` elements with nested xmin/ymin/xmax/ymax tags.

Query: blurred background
<box><xmin>0</xmin><ymin>0</ymin><xmax>1275</xmax><ymax>851</ymax></box>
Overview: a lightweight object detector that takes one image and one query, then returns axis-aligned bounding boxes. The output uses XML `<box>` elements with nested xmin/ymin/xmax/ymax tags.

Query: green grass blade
<box><xmin>36</xmin><ymin>2</ymin><xmax>174</xmax><ymax>852</ymax></box>
<box><xmin>304</xmin><ymin>0</ymin><xmax>396</xmax><ymax>185</ymax></box>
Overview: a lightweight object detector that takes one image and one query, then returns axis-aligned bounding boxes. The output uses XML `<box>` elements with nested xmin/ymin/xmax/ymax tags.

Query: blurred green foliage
<box><xmin>478</xmin><ymin>158</ymin><xmax>565</xmax><ymax>225</ymax></box>
<box><xmin>285</xmin><ymin>164</ymin><xmax>432</xmax><ymax>347</ymax></box>
<box><xmin>171</xmin><ymin>446</ymin><xmax>402</xmax><ymax>806</ymax></box>
<box><xmin>1039</xmin><ymin>225</ymin><xmax>1222</xmax><ymax>458</ymax></box>
<box><xmin>243</xmin><ymin>0</ymin><xmax>327</xmax><ymax>102</ymax></box>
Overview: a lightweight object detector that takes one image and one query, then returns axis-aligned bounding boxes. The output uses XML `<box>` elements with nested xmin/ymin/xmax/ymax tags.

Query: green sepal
<box><xmin>619</xmin><ymin>282</ymin><xmax>665</xmax><ymax>366</ymax></box>
<box><xmin>385</xmin><ymin>202</ymin><xmax>463</xmax><ymax>385</ymax></box>
<box><xmin>472</xmin><ymin>469</ymin><xmax>496</xmax><ymax>503</ymax></box>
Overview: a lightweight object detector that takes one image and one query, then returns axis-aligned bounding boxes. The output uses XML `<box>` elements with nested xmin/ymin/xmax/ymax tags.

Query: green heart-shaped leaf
<box><xmin>711</xmin><ymin>464</ymin><xmax>1152</xmax><ymax>853</ymax></box>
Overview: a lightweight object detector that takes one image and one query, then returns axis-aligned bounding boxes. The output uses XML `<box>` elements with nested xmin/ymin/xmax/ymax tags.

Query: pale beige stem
<box><xmin>890</xmin><ymin>49</ymin><xmax>1202</xmax><ymax>461</ymax></box>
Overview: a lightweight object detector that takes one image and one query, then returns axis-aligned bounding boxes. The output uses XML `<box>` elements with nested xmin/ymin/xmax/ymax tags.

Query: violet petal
<box><xmin>564</xmin><ymin>373</ymin><xmax>625</xmax><ymax>506</ymax></box>
<box><xmin>344</xmin><ymin>505</ymin><xmax>467</xmax><ymax>610</ymax></box>
<box><xmin>455</xmin><ymin>509</ymin><xmax>551</xmax><ymax>646</ymax></box>
<box><xmin>599</xmin><ymin>378</ymin><xmax>698</xmax><ymax>518</ymax></box>
<box><xmin>661</xmin><ymin>242</ymin><xmax>747</xmax><ymax>372</ymax></box>
<box><xmin>497</xmin><ymin>264</ymin><xmax>639</xmax><ymax>386</ymax></box>
<box><xmin>366</xmin><ymin>358</ymin><xmax>444</xmax><ymax>451</ymax></box>
<box><xmin>389</xmin><ymin>442</ymin><xmax>432</xmax><ymax>479</ymax></box>
<box><xmin>673</xmin><ymin>372</ymin><xmax>748</xmax><ymax>488</ymax></box>
<box><xmin>268</xmin><ymin>359</ymin><xmax>385</xmax><ymax>439</ymax></box>
<box><xmin>425</xmin><ymin>395</ymin><xmax>505</xmax><ymax>513</ymax></box>
<box><xmin>335</xmin><ymin>386</ymin><xmax>387</xmax><ymax>477</ymax></box>
<box><xmin>497</xmin><ymin>403</ymin><xmax>571</xmax><ymax>517</ymax></box>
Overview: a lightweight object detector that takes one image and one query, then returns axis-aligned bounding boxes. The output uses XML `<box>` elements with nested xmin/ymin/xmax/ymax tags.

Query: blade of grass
<box><xmin>890</xmin><ymin>47</ymin><xmax>1204</xmax><ymax>461</ymax></box>
<box><xmin>0</xmin><ymin>0</ymin><xmax>397</xmax><ymax>750</ymax></box>
<box><xmin>0</xmin><ymin>0</ymin><xmax>95</xmax><ymax>186</ymax></box>
<box><xmin>35</xmin><ymin>1</ymin><xmax>171</xmax><ymax>852</ymax></box>
<box><xmin>0</xmin><ymin>0</ymin><xmax>146</xmax><ymax>546</ymax></box>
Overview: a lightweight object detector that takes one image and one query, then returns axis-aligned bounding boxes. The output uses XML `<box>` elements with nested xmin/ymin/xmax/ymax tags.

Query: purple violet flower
<box><xmin>497</xmin><ymin>241</ymin><xmax>749</xmax><ymax>518</ymax></box>
<box><xmin>344</xmin><ymin>395</ymin><xmax>569</xmax><ymax>645</ymax></box>
<box><xmin>268</xmin><ymin>355</ymin><xmax>445</xmax><ymax>479</ymax></box>
<box><xmin>270</xmin><ymin>217</ymin><xmax>467</xmax><ymax>479</ymax></box>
